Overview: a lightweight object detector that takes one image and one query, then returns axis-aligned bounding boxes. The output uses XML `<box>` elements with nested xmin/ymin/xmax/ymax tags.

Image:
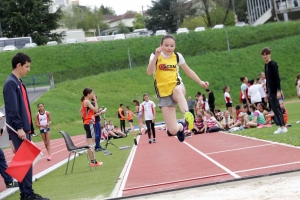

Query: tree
<box><xmin>0</xmin><ymin>0</ymin><xmax>63</xmax><ymax>45</ymax></box>
<box><xmin>146</xmin><ymin>0</ymin><xmax>196</xmax><ymax>33</ymax></box>
<box><xmin>99</xmin><ymin>5</ymin><xmax>116</xmax><ymax>15</ymax></box>
<box><xmin>181</xmin><ymin>16</ymin><xmax>206</xmax><ymax>30</ymax></box>
<box><xmin>133</xmin><ymin>13</ymin><xmax>145</xmax><ymax>30</ymax></box>
<box><xmin>235</xmin><ymin>0</ymin><xmax>248</xmax><ymax>23</ymax></box>
<box><xmin>117</xmin><ymin>22</ymin><xmax>129</xmax><ymax>33</ymax></box>
<box><xmin>193</xmin><ymin>0</ymin><xmax>235</xmax><ymax>27</ymax></box>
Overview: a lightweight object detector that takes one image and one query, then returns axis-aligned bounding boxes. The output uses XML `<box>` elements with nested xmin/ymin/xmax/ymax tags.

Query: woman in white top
<box><xmin>35</xmin><ymin>103</ymin><xmax>52</xmax><ymax>161</ymax></box>
<box><xmin>223</xmin><ymin>86</ymin><xmax>233</xmax><ymax>117</ymax></box>
<box><xmin>247</xmin><ymin>79</ymin><xmax>262</xmax><ymax>106</ymax></box>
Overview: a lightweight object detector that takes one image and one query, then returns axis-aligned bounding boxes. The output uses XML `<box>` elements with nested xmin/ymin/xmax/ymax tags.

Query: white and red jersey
<box><xmin>224</xmin><ymin>92</ymin><xmax>232</xmax><ymax>103</ymax></box>
<box><xmin>206</xmin><ymin>116</ymin><xmax>218</xmax><ymax>128</ymax></box>
<box><xmin>37</xmin><ymin>111</ymin><xmax>49</xmax><ymax>130</ymax></box>
<box><xmin>141</xmin><ymin>100</ymin><xmax>156</xmax><ymax>120</ymax></box>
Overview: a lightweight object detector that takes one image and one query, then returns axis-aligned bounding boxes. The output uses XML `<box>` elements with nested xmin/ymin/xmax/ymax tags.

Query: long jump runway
<box><xmin>120</xmin><ymin>130</ymin><xmax>300</xmax><ymax>197</ymax></box>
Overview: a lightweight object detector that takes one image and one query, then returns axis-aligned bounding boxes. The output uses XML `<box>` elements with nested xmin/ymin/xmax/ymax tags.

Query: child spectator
<box><xmin>204</xmin><ymin>110</ymin><xmax>220</xmax><ymax>133</ymax></box>
<box><xmin>192</xmin><ymin>114</ymin><xmax>205</xmax><ymax>134</ymax></box>
<box><xmin>257</xmin><ymin>78</ymin><xmax>267</xmax><ymax>107</ymax></box>
<box><xmin>126</xmin><ymin>106</ymin><xmax>135</xmax><ymax>135</ymax></box>
<box><xmin>240</xmin><ymin>76</ymin><xmax>250</xmax><ymax>104</ymax></box>
<box><xmin>214</xmin><ymin>109</ymin><xmax>223</xmax><ymax>121</ymax></box>
<box><xmin>223</xmin><ymin>86</ymin><xmax>233</xmax><ymax>117</ymax></box>
<box><xmin>248</xmin><ymin>79</ymin><xmax>262</xmax><ymax>106</ymax></box>
<box><xmin>35</xmin><ymin>103</ymin><xmax>52</xmax><ymax>161</ymax></box>
<box><xmin>202</xmin><ymin>94</ymin><xmax>210</xmax><ymax>111</ymax></box>
<box><xmin>235</xmin><ymin>105</ymin><xmax>241</xmax><ymax>122</ymax></box>
<box><xmin>231</xmin><ymin>104</ymin><xmax>249</xmax><ymax>128</ymax></box>
<box><xmin>247</xmin><ymin>104</ymin><xmax>265</xmax><ymax>128</ymax></box>
<box><xmin>221</xmin><ymin>110</ymin><xmax>234</xmax><ymax>131</ymax></box>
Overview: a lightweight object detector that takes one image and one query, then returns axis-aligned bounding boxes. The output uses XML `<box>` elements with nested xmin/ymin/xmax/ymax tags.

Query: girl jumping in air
<box><xmin>147</xmin><ymin>34</ymin><xmax>209</xmax><ymax>142</ymax></box>
<box><xmin>80</xmin><ymin>88</ymin><xmax>103</xmax><ymax>167</ymax></box>
<box><xmin>35</xmin><ymin>103</ymin><xmax>52</xmax><ymax>161</ymax></box>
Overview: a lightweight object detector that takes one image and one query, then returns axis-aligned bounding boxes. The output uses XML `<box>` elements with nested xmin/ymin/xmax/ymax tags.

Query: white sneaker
<box><xmin>282</xmin><ymin>127</ymin><xmax>288</xmax><ymax>133</ymax></box>
<box><xmin>274</xmin><ymin>127</ymin><xmax>283</xmax><ymax>134</ymax></box>
<box><xmin>274</xmin><ymin>127</ymin><xmax>287</xmax><ymax>134</ymax></box>
<box><xmin>296</xmin><ymin>120</ymin><xmax>300</xmax><ymax>124</ymax></box>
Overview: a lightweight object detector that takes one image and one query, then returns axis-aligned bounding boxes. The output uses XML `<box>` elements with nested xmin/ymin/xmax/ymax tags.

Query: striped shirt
<box><xmin>206</xmin><ymin>116</ymin><xmax>218</xmax><ymax>128</ymax></box>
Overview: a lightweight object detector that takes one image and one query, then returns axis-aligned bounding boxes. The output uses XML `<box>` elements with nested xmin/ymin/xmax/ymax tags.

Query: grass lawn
<box><xmin>6</xmin><ymin>135</ymin><xmax>134</xmax><ymax>200</ymax></box>
<box><xmin>6</xmin><ymin>100</ymin><xmax>300</xmax><ymax>200</ymax></box>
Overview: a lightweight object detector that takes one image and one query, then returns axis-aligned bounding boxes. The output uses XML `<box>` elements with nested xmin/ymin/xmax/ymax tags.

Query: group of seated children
<box><xmin>102</xmin><ymin>120</ymin><xmax>127</xmax><ymax>140</ymax></box>
<box><xmin>184</xmin><ymin>101</ymin><xmax>288</xmax><ymax>136</ymax></box>
<box><xmin>184</xmin><ymin>110</ymin><xmax>222</xmax><ymax>136</ymax></box>
<box><xmin>223</xmin><ymin>101</ymin><xmax>288</xmax><ymax>131</ymax></box>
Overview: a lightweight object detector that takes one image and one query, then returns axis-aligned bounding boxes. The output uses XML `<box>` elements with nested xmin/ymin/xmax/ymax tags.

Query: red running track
<box><xmin>121</xmin><ymin>130</ymin><xmax>300</xmax><ymax>197</ymax></box>
<box><xmin>0</xmin><ymin>135</ymin><xmax>87</xmax><ymax>193</ymax></box>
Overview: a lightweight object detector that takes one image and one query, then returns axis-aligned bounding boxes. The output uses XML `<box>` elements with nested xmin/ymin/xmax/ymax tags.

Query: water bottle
<box><xmin>134</xmin><ymin>138</ymin><xmax>137</xmax><ymax>145</ymax></box>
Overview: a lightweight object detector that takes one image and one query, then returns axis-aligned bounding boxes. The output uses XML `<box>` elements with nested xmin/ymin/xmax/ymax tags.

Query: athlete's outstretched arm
<box><xmin>180</xmin><ymin>63</ymin><xmax>209</xmax><ymax>88</ymax></box>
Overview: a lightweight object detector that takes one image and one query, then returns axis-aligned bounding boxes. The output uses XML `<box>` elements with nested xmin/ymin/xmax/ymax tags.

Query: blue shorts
<box><xmin>40</xmin><ymin>128</ymin><xmax>50</xmax><ymax>134</ymax></box>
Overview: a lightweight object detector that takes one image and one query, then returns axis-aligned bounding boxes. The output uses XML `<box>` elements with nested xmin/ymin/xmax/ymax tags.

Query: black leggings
<box><xmin>207</xmin><ymin>126</ymin><xmax>220</xmax><ymax>133</ymax></box>
<box><xmin>145</xmin><ymin>120</ymin><xmax>156</xmax><ymax>139</ymax></box>
<box><xmin>268</xmin><ymin>93</ymin><xmax>285</xmax><ymax>126</ymax></box>
<box><xmin>120</xmin><ymin>120</ymin><xmax>126</xmax><ymax>133</ymax></box>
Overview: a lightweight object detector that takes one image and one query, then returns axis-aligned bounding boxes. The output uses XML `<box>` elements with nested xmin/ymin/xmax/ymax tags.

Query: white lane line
<box><xmin>113</xmin><ymin>135</ymin><xmax>141</xmax><ymax>198</ymax></box>
<box><xmin>223</xmin><ymin>131</ymin><xmax>300</xmax><ymax>149</ymax></box>
<box><xmin>184</xmin><ymin>141</ymin><xmax>241</xmax><ymax>179</ymax></box>
<box><xmin>206</xmin><ymin>144</ymin><xmax>274</xmax><ymax>155</ymax></box>
<box><xmin>234</xmin><ymin>161</ymin><xmax>300</xmax><ymax>174</ymax></box>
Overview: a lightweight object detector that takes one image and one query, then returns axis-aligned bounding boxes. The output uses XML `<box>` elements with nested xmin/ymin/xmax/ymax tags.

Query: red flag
<box><xmin>6</xmin><ymin>139</ymin><xmax>41</xmax><ymax>182</ymax></box>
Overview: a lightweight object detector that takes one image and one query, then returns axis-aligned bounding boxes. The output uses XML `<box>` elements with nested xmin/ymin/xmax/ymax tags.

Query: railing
<box><xmin>247</xmin><ymin>0</ymin><xmax>273</xmax><ymax>25</ymax></box>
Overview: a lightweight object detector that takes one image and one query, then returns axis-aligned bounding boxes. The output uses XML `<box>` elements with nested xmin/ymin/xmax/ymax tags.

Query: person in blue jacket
<box><xmin>3</xmin><ymin>53</ymin><xmax>49</xmax><ymax>200</ymax></box>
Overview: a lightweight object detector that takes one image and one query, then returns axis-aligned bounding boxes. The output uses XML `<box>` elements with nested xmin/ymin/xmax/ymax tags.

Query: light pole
<box><xmin>0</xmin><ymin>21</ymin><xmax>3</xmax><ymax>38</ymax></box>
<box><xmin>231</xmin><ymin>0</ymin><xmax>238</xmax><ymax>23</ymax></box>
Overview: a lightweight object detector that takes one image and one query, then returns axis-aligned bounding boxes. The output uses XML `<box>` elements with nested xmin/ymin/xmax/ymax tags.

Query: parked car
<box><xmin>212</xmin><ymin>24</ymin><xmax>225</xmax><ymax>29</ymax></box>
<box><xmin>155</xmin><ymin>30</ymin><xmax>167</xmax><ymax>36</ymax></box>
<box><xmin>3</xmin><ymin>45</ymin><xmax>17</xmax><ymax>51</ymax></box>
<box><xmin>235</xmin><ymin>22</ymin><xmax>247</xmax><ymax>27</ymax></box>
<box><xmin>23</xmin><ymin>43</ymin><xmax>37</xmax><ymax>48</ymax></box>
<box><xmin>114</xmin><ymin>34</ymin><xmax>126</xmax><ymax>40</ymax></box>
<box><xmin>176</xmin><ymin>28</ymin><xmax>189</xmax><ymax>34</ymax></box>
<box><xmin>85</xmin><ymin>37</ymin><xmax>99</xmax><ymax>42</ymax></box>
<box><xmin>66</xmin><ymin>39</ymin><xmax>77</xmax><ymax>44</ymax></box>
<box><xmin>138</xmin><ymin>31</ymin><xmax>150</xmax><ymax>37</ymax></box>
<box><xmin>46</xmin><ymin>41</ymin><xmax>58</xmax><ymax>46</ymax></box>
<box><xmin>195</xmin><ymin>27</ymin><xmax>206</xmax><ymax>32</ymax></box>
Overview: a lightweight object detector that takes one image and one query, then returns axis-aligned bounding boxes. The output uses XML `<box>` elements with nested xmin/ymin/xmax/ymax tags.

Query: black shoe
<box><xmin>166</xmin><ymin>130</ymin><xmax>173</xmax><ymax>136</ymax></box>
<box><xmin>24</xmin><ymin>193</ymin><xmax>50</xmax><ymax>200</ymax></box>
<box><xmin>177</xmin><ymin>122</ymin><xmax>185</xmax><ymax>142</ymax></box>
<box><xmin>95</xmin><ymin>148</ymin><xmax>103</xmax><ymax>152</ymax></box>
<box><xmin>149</xmin><ymin>139</ymin><xmax>152</xmax><ymax>144</ymax></box>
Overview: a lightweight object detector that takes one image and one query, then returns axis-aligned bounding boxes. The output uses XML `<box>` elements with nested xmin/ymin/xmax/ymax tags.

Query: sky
<box><xmin>79</xmin><ymin>0</ymin><xmax>153</xmax><ymax>15</ymax></box>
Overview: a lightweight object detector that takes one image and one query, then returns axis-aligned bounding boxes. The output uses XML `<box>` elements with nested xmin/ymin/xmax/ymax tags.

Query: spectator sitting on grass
<box><xmin>102</xmin><ymin>123</ymin><xmax>119</xmax><ymax>139</ymax></box>
<box><xmin>108</xmin><ymin>120</ymin><xmax>126</xmax><ymax>137</ymax></box>
<box><xmin>257</xmin><ymin>103</ymin><xmax>269</xmax><ymax>118</ymax></box>
<box><xmin>204</xmin><ymin>110</ymin><xmax>221</xmax><ymax>133</ymax></box>
<box><xmin>221</xmin><ymin>110</ymin><xmax>234</xmax><ymax>131</ymax></box>
<box><xmin>231</xmin><ymin>104</ymin><xmax>249</xmax><ymax>128</ymax></box>
<box><xmin>192</xmin><ymin>114</ymin><xmax>205</xmax><ymax>134</ymax></box>
<box><xmin>246</xmin><ymin>104</ymin><xmax>265</xmax><ymax>128</ymax></box>
<box><xmin>214</xmin><ymin>109</ymin><xmax>223</xmax><ymax>121</ymax></box>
